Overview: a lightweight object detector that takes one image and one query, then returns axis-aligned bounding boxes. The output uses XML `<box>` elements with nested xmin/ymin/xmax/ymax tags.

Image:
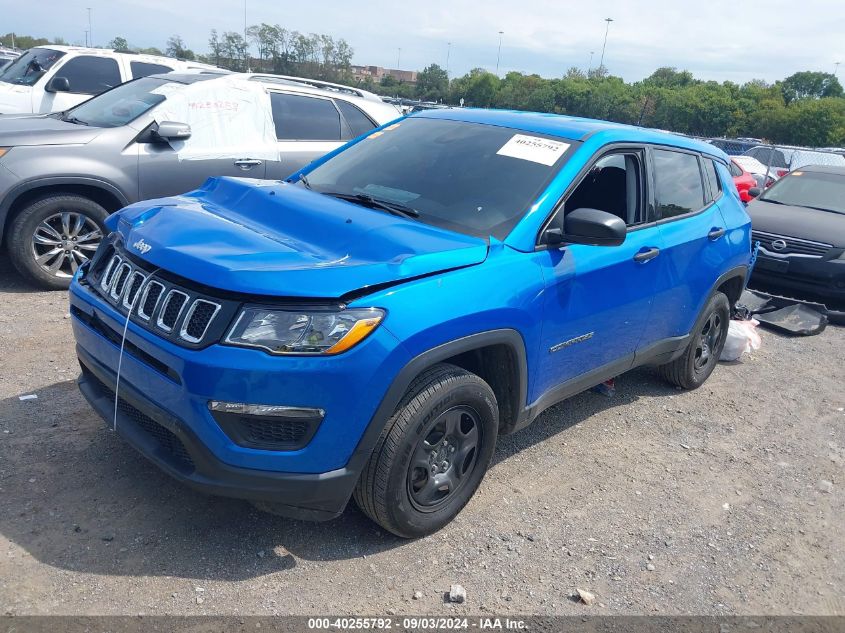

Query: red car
<box><xmin>729</xmin><ymin>159</ymin><xmax>759</xmax><ymax>202</ymax></box>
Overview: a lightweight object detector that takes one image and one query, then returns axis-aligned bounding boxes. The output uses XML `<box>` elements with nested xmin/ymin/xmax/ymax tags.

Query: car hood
<box><xmin>747</xmin><ymin>199</ymin><xmax>845</xmax><ymax>247</ymax></box>
<box><xmin>111</xmin><ymin>177</ymin><xmax>490</xmax><ymax>298</ymax></box>
<box><xmin>0</xmin><ymin>113</ymin><xmax>103</xmax><ymax>145</ymax></box>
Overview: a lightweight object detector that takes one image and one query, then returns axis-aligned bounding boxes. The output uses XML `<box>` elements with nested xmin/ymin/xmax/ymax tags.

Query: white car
<box><xmin>0</xmin><ymin>46</ymin><xmax>220</xmax><ymax>115</ymax></box>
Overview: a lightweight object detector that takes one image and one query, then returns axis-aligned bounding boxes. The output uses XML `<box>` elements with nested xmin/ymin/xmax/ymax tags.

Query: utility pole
<box><xmin>84</xmin><ymin>30</ymin><xmax>89</xmax><ymax>47</ymax></box>
<box><xmin>397</xmin><ymin>47</ymin><xmax>401</xmax><ymax>68</ymax></box>
<box><xmin>244</xmin><ymin>0</ymin><xmax>250</xmax><ymax>71</ymax></box>
<box><xmin>587</xmin><ymin>51</ymin><xmax>594</xmax><ymax>74</ymax></box>
<box><xmin>446</xmin><ymin>42</ymin><xmax>451</xmax><ymax>76</ymax></box>
<box><xmin>496</xmin><ymin>31</ymin><xmax>504</xmax><ymax>75</ymax></box>
<box><xmin>835</xmin><ymin>62</ymin><xmax>841</xmax><ymax>77</ymax></box>
<box><xmin>86</xmin><ymin>8</ymin><xmax>93</xmax><ymax>47</ymax></box>
<box><xmin>599</xmin><ymin>17</ymin><xmax>613</xmax><ymax>72</ymax></box>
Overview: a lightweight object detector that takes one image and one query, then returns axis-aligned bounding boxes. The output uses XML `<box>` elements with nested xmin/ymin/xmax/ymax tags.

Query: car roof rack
<box><xmin>248</xmin><ymin>74</ymin><xmax>378</xmax><ymax>101</ymax></box>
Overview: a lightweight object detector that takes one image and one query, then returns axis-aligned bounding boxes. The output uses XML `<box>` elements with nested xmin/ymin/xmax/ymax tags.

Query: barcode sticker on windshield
<box><xmin>497</xmin><ymin>134</ymin><xmax>570</xmax><ymax>166</ymax></box>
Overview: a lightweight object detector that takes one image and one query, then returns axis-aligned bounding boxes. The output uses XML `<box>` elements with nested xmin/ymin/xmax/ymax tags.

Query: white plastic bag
<box><xmin>720</xmin><ymin>319</ymin><xmax>762</xmax><ymax>362</ymax></box>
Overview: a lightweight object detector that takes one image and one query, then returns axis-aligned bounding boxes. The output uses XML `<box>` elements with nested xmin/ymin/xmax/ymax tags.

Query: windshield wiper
<box><xmin>324</xmin><ymin>192</ymin><xmax>420</xmax><ymax>219</ymax></box>
<box><xmin>61</xmin><ymin>114</ymin><xmax>89</xmax><ymax>126</ymax></box>
<box><xmin>800</xmin><ymin>205</ymin><xmax>840</xmax><ymax>214</ymax></box>
<box><xmin>297</xmin><ymin>173</ymin><xmax>312</xmax><ymax>189</ymax></box>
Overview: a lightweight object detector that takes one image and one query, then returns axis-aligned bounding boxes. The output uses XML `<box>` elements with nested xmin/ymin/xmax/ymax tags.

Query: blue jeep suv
<box><xmin>69</xmin><ymin>109</ymin><xmax>751</xmax><ymax>537</ymax></box>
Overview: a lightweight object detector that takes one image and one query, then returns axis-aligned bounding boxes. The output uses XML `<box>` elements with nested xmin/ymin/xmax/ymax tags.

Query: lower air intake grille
<box><xmin>84</xmin><ymin>368</ymin><xmax>194</xmax><ymax>471</ymax></box>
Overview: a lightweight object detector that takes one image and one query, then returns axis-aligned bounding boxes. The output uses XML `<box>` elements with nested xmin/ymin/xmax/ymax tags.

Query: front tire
<box><xmin>658</xmin><ymin>291</ymin><xmax>730</xmax><ymax>389</ymax></box>
<box><xmin>354</xmin><ymin>363</ymin><xmax>499</xmax><ymax>538</ymax></box>
<box><xmin>7</xmin><ymin>194</ymin><xmax>107</xmax><ymax>290</ymax></box>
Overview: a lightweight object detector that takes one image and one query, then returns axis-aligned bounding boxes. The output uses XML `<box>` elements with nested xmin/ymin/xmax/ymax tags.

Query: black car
<box><xmin>746</xmin><ymin>165</ymin><xmax>845</xmax><ymax>301</ymax></box>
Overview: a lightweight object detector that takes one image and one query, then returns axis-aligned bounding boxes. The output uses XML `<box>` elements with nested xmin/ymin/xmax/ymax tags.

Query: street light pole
<box><xmin>446</xmin><ymin>42</ymin><xmax>451</xmax><ymax>75</ymax></box>
<box><xmin>496</xmin><ymin>31</ymin><xmax>504</xmax><ymax>75</ymax></box>
<box><xmin>835</xmin><ymin>62</ymin><xmax>842</xmax><ymax>77</ymax></box>
<box><xmin>87</xmin><ymin>8</ymin><xmax>93</xmax><ymax>47</ymax></box>
<box><xmin>599</xmin><ymin>17</ymin><xmax>613</xmax><ymax>72</ymax></box>
<box><xmin>587</xmin><ymin>51</ymin><xmax>594</xmax><ymax>74</ymax></box>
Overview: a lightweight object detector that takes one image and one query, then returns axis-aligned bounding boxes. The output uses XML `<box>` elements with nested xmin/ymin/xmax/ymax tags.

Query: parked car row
<box><xmin>0</xmin><ymin>45</ymin><xmax>222</xmax><ymax>115</ymax></box>
<box><xmin>0</xmin><ymin>68</ymin><xmax>401</xmax><ymax>287</ymax></box>
<box><xmin>0</xmin><ymin>46</ymin><xmax>19</xmax><ymax>72</ymax></box>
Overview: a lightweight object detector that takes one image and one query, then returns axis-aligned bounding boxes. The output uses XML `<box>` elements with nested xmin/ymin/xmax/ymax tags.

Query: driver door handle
<box><xmin>633</xmin><ymin>247</ymin><xmax>660</xmax><ymax>263</ymax></box>
<box><xmin>234</xmin><ymin>158</ymin><xmax>263</xmax><ymax>170</ymax></box>
<box><xmin>708</xmin><ymin>227</ymin><xmax>726</xmax><ymax>241</ymax></box>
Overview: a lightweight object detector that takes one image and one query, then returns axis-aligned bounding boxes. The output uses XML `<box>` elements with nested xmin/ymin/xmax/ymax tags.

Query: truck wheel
<box><xmin>658</xmin><ymin>291</ymin><xmax>730</xmax><ymax>390</ymax></box>
<box><xmin>354</xmin><ymin>363</ymin><xmax>499</xmax><ymax>538</ymax></box>
<box><xmin>7</xmin><ymin>194</ymin><xmax>107</xmax><ymax>290</ymax></box>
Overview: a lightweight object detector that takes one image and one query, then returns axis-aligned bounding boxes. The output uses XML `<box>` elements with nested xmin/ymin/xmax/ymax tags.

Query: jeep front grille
<box><xmin>88</xmin><ymin>244</ymin><xmax>233</xmax><ymax>348</ymax></box>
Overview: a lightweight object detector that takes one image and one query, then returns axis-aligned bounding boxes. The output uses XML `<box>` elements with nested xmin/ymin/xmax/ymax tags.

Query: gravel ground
<box><xmin>0</xmin><ymin>255</ymin><xmax>843</xmax><ymax>616</ymax></box>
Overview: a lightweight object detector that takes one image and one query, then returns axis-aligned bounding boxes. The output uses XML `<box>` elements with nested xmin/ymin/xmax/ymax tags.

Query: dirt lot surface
<box><xmin>0</xmin><ymin>254</ymin><xmax>843</xmax><ymax>617</ymax></box>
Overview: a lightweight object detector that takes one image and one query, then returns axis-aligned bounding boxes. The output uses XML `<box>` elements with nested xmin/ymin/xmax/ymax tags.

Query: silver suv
<box><xmin>0</xmin><ymin>72</ymin><xmax>400</xmax><ymax>288</ymax></box>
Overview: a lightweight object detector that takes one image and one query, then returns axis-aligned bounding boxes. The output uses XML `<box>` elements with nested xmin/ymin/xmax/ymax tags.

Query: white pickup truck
<box><xmin>0</xmin><ymin>46</ymin><xmax>219</xmax><ymax>115</ymax></box>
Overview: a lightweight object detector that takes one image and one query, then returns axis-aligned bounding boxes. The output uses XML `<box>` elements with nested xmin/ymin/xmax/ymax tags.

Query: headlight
<box><xmin>224</xmin><ymin>307</ymin><xmax>384</xmax><ymax>355</ymax></box>
<box><xmin>0</xmin><ymin>147</ymin><xmax>11</xmax><ymax>159</ymax></box>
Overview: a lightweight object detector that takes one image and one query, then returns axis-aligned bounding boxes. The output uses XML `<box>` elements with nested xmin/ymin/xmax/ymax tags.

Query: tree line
<box><xmin>3</xmin><ymin>30</ymin><xmax>844</xmax><ymax>146</ymax></box>
<box><xmin>381</xmin><ymin>65</ymin><xmax>845</xmax><ymax>147</ymax></box>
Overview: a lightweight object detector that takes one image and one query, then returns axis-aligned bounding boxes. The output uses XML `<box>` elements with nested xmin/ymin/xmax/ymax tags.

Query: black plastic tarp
<box><xmin>736</xmin><ymin>290</ymin><xmax>828</xmax><ymax>336</ymax></box>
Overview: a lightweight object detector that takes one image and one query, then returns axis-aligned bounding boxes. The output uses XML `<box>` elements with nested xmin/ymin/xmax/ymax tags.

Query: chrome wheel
<box><xmin>408</xmin><ymin>405</ymin><xmax>481</xmax><ymax>511</ymax></box>
<box><xmin>30</xmin><ymin>211</ymin><xmax>102</xmax><ymax>279</ymax></box>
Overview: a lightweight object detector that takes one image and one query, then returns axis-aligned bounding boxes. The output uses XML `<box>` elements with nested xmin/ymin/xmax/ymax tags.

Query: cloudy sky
<box><xmin>2</xmin><ymin>0</ymin><xmax>843</xmax><ymax>83</ymax></box>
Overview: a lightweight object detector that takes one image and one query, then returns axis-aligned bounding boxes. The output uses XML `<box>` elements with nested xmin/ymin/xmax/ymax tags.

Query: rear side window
<box><xmin>130</xmin><ymin>61</ymin><xmax>174</xmax><ymax>78</ymax></box>
<box><xmin>703</xmin><ymin>159</ymin><xmax>722</xmax><ymax>201</ymax></box>
<box><xmin>336</xmin><ymin>100</ymin><xmax>377</xmax><ymax>138</ymax></box>
<box><xmin>56</xmin><ymin>56</ymin><xmax>121</xmax><ymax>94</ymax></box>
<box><xmin>269</xmin><ymin>92</ymin><xmax>341</xmax><ymax>141</ymax></box>
<box><xmin>728</xmin><ymin>161</ymin><xmax>743</xmax><ymax>177</ymax></box>
<box><xmin>652</xmin><ymin>149</ymin><xmax>706</xmax><ymax>219</ymax></box>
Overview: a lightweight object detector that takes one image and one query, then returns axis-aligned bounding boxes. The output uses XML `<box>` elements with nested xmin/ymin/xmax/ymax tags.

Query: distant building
<box><xmin>352</xmin><ymin>65</ymin><xmax>418</xmax><ymax>84</ymax></box>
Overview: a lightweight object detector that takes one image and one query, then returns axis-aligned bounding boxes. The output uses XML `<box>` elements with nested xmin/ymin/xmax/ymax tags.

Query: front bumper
<box><xmin>751</xmin><ymin>251</ymin><xmax>845</xmax><ymax>300</ymax></box>
<box><xmin>77</xmin><ymin>349</ymin><xmax>355</xmax><ymax>520</ymax></box>
<box><xmin>69</xmin><ymin>270</ymin><xmax>411</xmax><ymax>520</ymax></box>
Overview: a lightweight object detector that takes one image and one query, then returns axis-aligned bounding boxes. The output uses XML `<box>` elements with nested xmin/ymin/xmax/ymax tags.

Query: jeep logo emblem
<box><xmin>132</xmin><ymin>238</ymin><xmax>152</xmax><ymax>254</ymax></box>
<box><xmin>770</xmin><ymin>239</ymin><xmax>787</xmax><ymax>251</ymax></box>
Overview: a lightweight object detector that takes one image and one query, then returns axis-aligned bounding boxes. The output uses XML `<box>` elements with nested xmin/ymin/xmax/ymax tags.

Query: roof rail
<box><xmin>248</xmin><ymin>74</ymin><xmax>378</xmax><ymax>101</ymax></box>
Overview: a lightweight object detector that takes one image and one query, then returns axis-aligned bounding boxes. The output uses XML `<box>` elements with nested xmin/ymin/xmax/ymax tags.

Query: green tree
<box><xmin>165</xmin><ymin>35</ymin><xmax>195</xmax><ymax>60</ymax></box>
<box><xmin>416</xmin><ymin>64</ymin><xmax>449</xmax><ymax>101</ymax></box>
<box><xmin>108</xmin><ymin>36</ymin><xmax>128</xmax><ymax>51</ymax></box>
<box><xmin>780</xmin><ymin>71</ymin><xmax>843</xmax><ymax>103</ymax></box>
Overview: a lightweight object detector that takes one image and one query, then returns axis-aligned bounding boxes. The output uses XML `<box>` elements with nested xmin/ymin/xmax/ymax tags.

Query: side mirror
<box><xmin>748</xmin><ymin>187</ymin><xmax>762</xmax><ymax>198</ymax></box>
<box><xmin>45</xmin><ymin>76</ymin><xmax>70</xmax><ymax>93</ymax></box>
<box><xmin>155</xmin><ymin>121</ymin><xmax>192</xmax><ymax>141</ymax></box>
<box><xmin>556</xmin><ymin>208</ymin><xmax>627</xmax><ymax>247</ymax></box>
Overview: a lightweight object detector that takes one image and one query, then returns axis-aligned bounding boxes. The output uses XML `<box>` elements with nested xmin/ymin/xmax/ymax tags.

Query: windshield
<box><xmin>302</xmin><ymin>117</ymin><xmax>574</xmax><ymax>239</ymax></box>
<box><xmin>62</xmin><ymin>76</ymin><xmax>175</xmax><ymax>128</ymax></box>
<box><xmin>760</xmin><ymin>170</ymin><xmax>845</xmax><ymax>214</ymax></box>
<box><xmin>0</xmin><ymin>48</ymin><xmax>65</xmax><ymax>86</ymax></box>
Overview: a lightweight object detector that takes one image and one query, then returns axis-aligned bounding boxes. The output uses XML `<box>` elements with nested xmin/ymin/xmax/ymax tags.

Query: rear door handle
<box><xmin>234</xmin><ymin>158</ymin><xmax>263</xmax><ymax>170</ymax></box>
<box><xmin>633</xmin><ymin>247</ymin><xmax>660</xmax><ymax>263</ymax></box>
<box><xmin>708</xmin><ymin>227</ymin><xmax>726</xmax><ymax>241</ymax></box>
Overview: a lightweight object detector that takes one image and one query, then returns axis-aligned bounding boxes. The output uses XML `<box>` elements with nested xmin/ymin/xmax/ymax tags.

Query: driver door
<box><xmin>534</xmin><ymin>148</ymin><xmax>662</xmax><ymax>398</ymax></box>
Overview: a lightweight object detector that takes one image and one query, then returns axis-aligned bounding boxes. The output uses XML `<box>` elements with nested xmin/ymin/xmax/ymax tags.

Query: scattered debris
<box><xmin>413</xmin><ymin>591</ymin><xmax>423</xmax><ymax>600</ymax></box>
<box><xmin>576</xmin><ymin>588</ymin><xmax>596</xmax><ymax>605</ymax></box>
<box><xmin>18</xmin><ymin>394</ymin><xmax>37</xmax><ymax>401</ymax></box>
<box><xmin>646</xmin><ymin>563</ymin><xmax>656</xmax><ymax>571</ymax></box>
<box><xmin>448</xmin><ymin>584</ymin><xmax>466</xmax><ymax>604</ymax></box>
<box><xmin>818</xmin><ymin>480</ymin><xmax>833</xmax><ymax>494</ymax></box>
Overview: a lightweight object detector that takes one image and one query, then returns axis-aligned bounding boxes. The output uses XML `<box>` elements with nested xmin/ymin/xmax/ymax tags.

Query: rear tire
<box><xmin>7</xmin><ymin>194</ymin><xmax>107</xmax><ymax>290</ymax></box>
<box><xmin>353</xmin><ymin>363</ymin><xmax>499</xmax><ymax>538</ymax></box>
<box><xmin>658</xmin><ymin>291</ymin><xmax>730</xmax><ymax>390</ymax></box>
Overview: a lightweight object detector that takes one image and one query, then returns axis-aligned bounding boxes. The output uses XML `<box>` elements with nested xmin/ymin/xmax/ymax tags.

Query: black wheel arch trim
<box><xmin>0</xmin><ymin>176</ymin><xmax>131</xmax><ymax>243</ymax></box>
<box><xmin>347</xmin><ymin>328</ymin><xmax>528</xmax><ymax>472</ymax></box>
